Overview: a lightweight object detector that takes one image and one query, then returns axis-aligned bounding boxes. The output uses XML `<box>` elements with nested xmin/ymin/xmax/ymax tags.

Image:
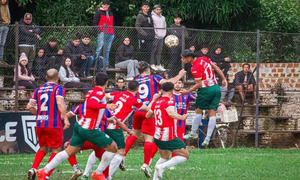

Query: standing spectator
<box><xmin>59</xmin><ymin>57</ymin><xmax>92</xmax><ymax>94</ymax></box>
<box><xmin>14</xmin><ymin>53</ymin><xmax>38</xmax><ymax>89</ymax></box>
<box><xmin>169</xmin><ymin>14</ymin><xmax>188</xmax><ymax>77</ymax></box>
<box><xmin>32</xmin><ymin>48</ymin><xmax>47</xmax><ymax>82</ymax></box>
<box><xmin>0</xmin><ymin>0</ymin><xmax>10</xmax><ymax>65</ymax></box>
<box><xmin>80</xmin><ymin>34</ymin><xmax>96</xmax><ymax>78</ymax></box>
<box><xmin>234</xmin><ymin>63</ymin><xmax>256</xmax><ymax>104</ymax></box>
<box><xmin>19</xmin><ymin>13</ymin><xmax>41</xmax><ymax>70</ymax></box>
<box><xmin>115</xmin><ymin>37</ymin><xmax>138</xmax><ymax>80</ymax></box>
<box><xmin>111</xmin><ymin>77</ymin><xmax>126</xmax><ymax>92</ymax></box>
<box><xmin>136</xmin><ymin>2</ymin><xmax>155</xmax><ymax>64</ymax></box>
<box><xmin>42</xmin><ymin>37</ymin><xmax>63</xmax><ymax>70</ymax></box>
<box><xmin>150</xmin><ymin>4</ymin><xmax>166</xmax><ymax>71</ymax></box>
<box><xmin>93</xmin><ymin>0</ymin><xmax>114</xmax><ymax>68</ymax></box>
<box><xmin>64</xmin><ymin>35</ymin><xmax>87</xmax><ymax>77</ymax></box>
<box><xmin>26</xmin><ymin>68</ymin><xmax>69</xmax><ymax>180</ymax></box>
<box><xmin>195</xmin><ymin>44</ymin><xmax>210</xmax><ymax>58</ymax></box>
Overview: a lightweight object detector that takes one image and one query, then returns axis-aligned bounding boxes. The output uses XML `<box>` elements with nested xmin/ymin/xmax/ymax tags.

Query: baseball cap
<box><xmin>24</xmin><ymin>13</ymin><xmax>32</xmax><ymax>20</ymax></box>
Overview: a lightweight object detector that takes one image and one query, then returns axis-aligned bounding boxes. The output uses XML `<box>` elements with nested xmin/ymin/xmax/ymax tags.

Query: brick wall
<box><xmin>228</xmin><ymin>63</ymin><xmax>300</xmax><ymax>90</ymax></box>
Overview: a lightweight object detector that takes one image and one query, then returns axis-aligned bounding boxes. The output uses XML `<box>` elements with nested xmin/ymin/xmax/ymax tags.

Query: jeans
<box><xmin>150</xmin><ymin>38</ymin><xmax>164</xmax><ymax>65</ymax></box>
<box><xmin>170</xmin><ymin>45</ymin><xmax>182</xmax><ymax>77</ymax></box>
<box><xmin>85</xmin><ymin>56</ymin><xmax>95</xmax><ymax>76</ymax></box>
<box><xmin>95</xmin><ymin>33</ymin><xmax>114</xmax><ymax>67</ymax></box>
<box><xmin>115</xmin><ymin>59</ymin><xmax>138</xmax><ymax>78</ymax></box>
<box><xmin>0</xmin><ymin>26</ymin><xmax>9</xmax><ymax>60</ymax></box>
<box><xmin>70</xmin><ymin>56</ymin><xmax>87</xmax><ymax>77</ymax></box>
<box><xmin>220</xmin><ymin>86</ymin><xmax>235</xmax><ymax>102</ymax></box>
<box><xmin>220</xmin><ymin>86</ymin><xmax>228</xmax><ymax>101</ymax></box>
<box><xmin>86</xmin><ymin>56</ymin><xmax>103</xmax><ymax>76</ymax></box>
<box><xmin>138</xmin><ymin>39</ymin><xmax>153</xmax><ymax>64</ymax></box>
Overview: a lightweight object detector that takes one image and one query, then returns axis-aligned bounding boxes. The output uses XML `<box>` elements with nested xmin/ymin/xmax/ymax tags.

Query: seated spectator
<box><xmin>59</xmin><ymin>57</ymin><xmax>92</xmax><ymax>94</ymax></box>
<box><xmin>64</xmin><ymin>35</ymin><xmax>86</xmax><ymax>77</ymax></box>
<box><xmin>210</xmin><ymin>44</ymin><xmax>231</xmax><ymax>75</ymax></box>
<box><xmin>115</xmin><ymin>37</ymin><xmax>138</xmax><ymax>80</ymax></box>
<box><xmin>111</xmin><ymin>77</ymin><xmax>126</xmax><ymax>92</ymax></box>
<box><xmin>32</xmin><ymin>48</ymin><xmax>47</xmax><ymax>82</ymax></box>
<box><xmin>189</xmin><ymin>45</ymin><xmax>195</xmax><ymax>53</ymax></box>
<box><xmin>195</xmin><ymin>44</ymin><xmax>210</xmax><ymax>58</ymax></box>
<box><xmin>42</xmin><ymin>37</ymin><xmax>63</xmax><ymax>70</ymax></box>
<box><xmin>14</xmin><ymin>53</ymin><xmax>38</xmax><ymax>89</ymax></box>
<box><xmin>234</xmin><ymin>63</ymin><xmax>256</xmax><ymax>104</ymax></box>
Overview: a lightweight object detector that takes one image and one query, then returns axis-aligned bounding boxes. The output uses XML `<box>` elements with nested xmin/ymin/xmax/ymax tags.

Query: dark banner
<box><xmin>0</xmin><ymin>112</ymin><xmax>76</xmax><ymax>154</ymax></box>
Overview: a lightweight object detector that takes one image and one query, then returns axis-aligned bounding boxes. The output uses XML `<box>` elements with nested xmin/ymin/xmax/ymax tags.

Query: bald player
<box><xmin>27</xmin><ymin>69</ymin><xmax>70</xmax><ymax>180</ymax></box>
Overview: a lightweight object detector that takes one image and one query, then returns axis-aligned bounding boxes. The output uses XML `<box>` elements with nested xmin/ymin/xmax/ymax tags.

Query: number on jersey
<box><xmin>138</xmin><ymin>84</ymin><xmax>149</xmax><ymax>99</ymax></box>
<box><xmin>154</xmin><ymin>109</ymin><xmax>162</xmax><ymax>126</ymax></box>
<box><xmin>40</xmin><ymin>93</ymin><xmax>49</xmax><ymax>111</ymax></box>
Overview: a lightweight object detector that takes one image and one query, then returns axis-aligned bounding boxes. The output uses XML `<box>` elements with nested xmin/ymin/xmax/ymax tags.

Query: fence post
<box><xmin>181</xmin><ymin>27</ymin><xmax>185</xmax><ymax>81</ymax></box>
<box><xmin>255</xmin><ymin>29</ymin><xmax>260</xmax><ymax>148</ymax></box>
<box><xmin>103</xmin><ymin>23</ymin><xmax>107</xmax><ymax>72</ymax></box>
<box><xmin>14</xmin><ymin>23</ymin><xmax>19</xmax><ymax>112</ymax></box>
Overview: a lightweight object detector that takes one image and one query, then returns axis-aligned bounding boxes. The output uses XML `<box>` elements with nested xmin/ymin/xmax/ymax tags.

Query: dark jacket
<box><xmin>135</xmin><ymin>10</ymin><xmax>155</xmax><ymax>40</ymax></box>
<box><xmin>80</xmin><ymin>42</ymin><xmax>95</xmax><ymax>57</ymax></box>
<box><xmin>195</xmin><ymin>51</ymin><xmax>210</xmax><ymax>58</ymax></box>
<box><xmin>234</xmin><ymin>70</ymin><xmax>256</xmax><ymax>86</ymax></box>
<box><xmin>115</xmin><ymin>43</ymin><xmax>134</xmax><ymax>64</ymax></box>
<box><xmin>43</xmin><ymin>43</ymin><xmax>59</xmax><ymax>57</ymax></box>
<box><xmin>64</xmin><ymin>40</ymin><xmax>83</xmax><ymax>59</ymax></box>
<box><xmin>19</xmin><ymin>19</ymin><xmax>40</xmax><ymax>45</ymax></box>
<box><xmin>169</xmin><ymin>24</ymin><xmax>188</xmax><ymax>43</ymax></box>
<box><xmin>0</xmin><ymin>1</ymin><xmax>10</xmax><ymax>26</ymax></box>
<box><xmin>92</xmin><ymin>8</ymin><xmax>114</xmax><ymax>34</ymax></box>
<box><xmin>33</xmin><ymin>56</ymin><xmax>47</xmax><ymax>72</ymax></box>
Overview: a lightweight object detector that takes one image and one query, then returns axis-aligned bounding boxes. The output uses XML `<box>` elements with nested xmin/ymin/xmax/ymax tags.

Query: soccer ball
<box><xmin>164</xmin><ymin>35</ymin><xmax>179</xmax><ymax>48</ymax></box>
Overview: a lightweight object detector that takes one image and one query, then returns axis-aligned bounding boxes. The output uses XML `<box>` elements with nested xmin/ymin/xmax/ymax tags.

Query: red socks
<box><xmin>46</xmin><ymin>153</ymin><xmax>57</xmax><ymax>177</ymax></box>
<box><xmin>151</xmin><ymin>143</ymin><xmax>158</xmax><ymax>159</ymax></box>
<box><xmin>143</xmin><ymin>142</ymin><xmax>153</xmax><ymax>165</ymax></box>
<box><xmin>125</xmin><ymin>135</ymin><xmax>137</xmax><ymax>156</ymax></box>
<box><xmin>67</xmin><ymin>155</ymin><xmax>78</xmax><ymax>167</ymax></box>
<box><xmin>32</xmin><ymin>150</ymin><xmax>47</xmax><ymax>169</ymax></box>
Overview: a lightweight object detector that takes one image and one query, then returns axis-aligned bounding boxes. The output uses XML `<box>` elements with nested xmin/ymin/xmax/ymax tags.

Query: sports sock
<box><xmin>95</xmin><ymin>151</ymin><xmax>115</xmax><ymax>174</ymax></box>
<box><xmin>83</xmin><ymin>151</ymin><xmax>97</xmax><ymax>177</ymax></box>
<box><xmin>103</xmin><ymin>166</ymin><xmax>109</xmax><ymax>178</ymax></box>
<box><xmin>44</xmin><ymin>151</ymin><xmax>68</xmax><ymax>174</ymax></box>
<box><xmin>191</xmin><ymin>114</ymin><xmax>203</xmax><ymax>134</ymax></box>
<box><xmin>67</xmin><ymin>155</ymin><xmax>78</xmax><ymax>168</ymax></box>
<box><xmin>161</xmin><ymin>156</ymin><xmax>187</xmax><ymax>169</ymax></box>
<box><xmin>109</xmin><ymin>154</ymin><xmax>124</xmax><ymax>177</ymax></box>
<box><xmin>149</xmin><ymin>143</ymin><xmax>158</xmax><ymax>165</ymax></box>
<box><xmin>32</xmin><ymin>150</ymin><xmax>47</xmax><ymax>169</ymax></box>
<box><xmin>95</xmin><ymin>148</ymin><xmax>106</xmax><ymax>159</ymax></box>
<box><xmin>46</xmin><ymin>152</ymin><xmax>57</xmax><ymax>176</ymax></box>
<box><xmin>125</xmin><ymin>135</ymin><xmax>137</xmax><ymax>156</ymax></box>
<box><xmin>206</xmin><ymin>116</ymin><xmax>217</xmax><ymax>141</ymax></box>
<box><xmin>153</xmin><ymin>158</ymin><xmax>168</xmax><ymax>179</ymax></box>
<box><xmin>143</xmin><ymin>141</ymin><xmax>152</xmax><ymax>165</ymax></box>
<box><xmin>171</xmin><ymin>152</ymin><xmax>176</xmax><ymax>157</ymax></box>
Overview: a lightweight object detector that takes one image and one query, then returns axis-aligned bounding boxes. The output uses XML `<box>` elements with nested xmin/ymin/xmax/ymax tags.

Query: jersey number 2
<box><xmin>40</xmin><ymin>94</ymin><xmax>49</xmax><ymax>111</ymax></box>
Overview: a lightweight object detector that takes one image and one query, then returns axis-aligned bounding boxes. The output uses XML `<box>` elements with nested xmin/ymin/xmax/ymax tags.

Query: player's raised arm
<box><xmin>160</xmin><ymin>69</ymin><xmax>186</xmax><ymax>85</ymax></box>
<box><xmin>181</xmin><ymin>79</ymin><xmax>202</xmax><ymax>95</ymax></box>
<box><xmin>166</xmin><ymin>106</ymin><xmax>188</xmax><ymax>120</ymax></box>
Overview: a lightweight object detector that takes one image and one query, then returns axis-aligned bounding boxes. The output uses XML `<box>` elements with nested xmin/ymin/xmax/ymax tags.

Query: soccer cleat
<box><xmin>140</xmin><ymin>164</ymin><xmax>152</xmax><ymax>178</ymax></box>
<box><xmin>71</xmin><ymin>169</ymin><xmax>83</xmax><ymax>180</ymax></box>
<box><xmin>156</xmin><ymin>65</ymin><xmax>166</xmax><ymax>71</ymax></box>
<box><xmin>28</xmin><ymin>168</ymin><xmax>36</xmax><ymax>180</ymax></box>
<box><xmin>81</xmin><ymin>175</ymin><xmax>89</xmax><ymax>180</ymax></box>
<box><xmin>201</xmin><ymin>139</ymin><xmax>210</xmax><ymax>148</ymax></box>
<box><xmin>91</xmin><ymin>172</ymin><xmax>105</xmax><ymax>180</ymax></box>
<box><xmin>36</xmin><ymin>169</ymin><xmax>46</xmax><ymax>180</ymax></box>
<box><xmin>106</xmin><ymin>176</ymin><xmax>113</xmax><ymax>180</ymax></box>
<box><xmin>155</xmin><ymin>164</ymin><xmax>164</xmax><ymax>179</ymax></box>
<box><xmin>183</xmin><ymin>132</ymin><xmax>198</xmax><ymax>140</ymax></box>
<box><xmin>119</xmin><ymin>158</ymin><xmax>126</xmax><ymax>171</ymax></box>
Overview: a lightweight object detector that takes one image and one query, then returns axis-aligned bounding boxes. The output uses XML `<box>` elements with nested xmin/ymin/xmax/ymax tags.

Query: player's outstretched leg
<box><xmin>28</xmin><ymin>149</ymin><xmax>47</xmax><ymax>180</ymax></box>
<box><xmin>184</xmin><ymin>113</ymin><xmax>202</xmax><ymax>140</ymax></box>
<box><xmin>202</xmin><ymin>115</ymin><xmax>217</xmax><ymax>148</ymax></box>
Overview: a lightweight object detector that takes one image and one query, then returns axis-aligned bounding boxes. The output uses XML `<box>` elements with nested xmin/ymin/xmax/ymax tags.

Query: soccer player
<box><xmin>124</xmin><ymin>61</ymin><xmax>186</xmax><ymax>178</ymax></box>
<box><xmin>146</xmin><ymin>82</ymin><xmax>189</xmax><ymax>180</ymax></box>
<box><xmin>36</xmin><ymin>72</ymin><xmax>118</xmax><ymax>180</ymax></box>
<box><xmin>181</xmin><ymin>49</ymin><xmax>227</xmax><ymax>147</ymax></box>
<box><xmin>27</xmin><ymin>68</ymin><xmax>70</xmax><ymax>180</ymax></box>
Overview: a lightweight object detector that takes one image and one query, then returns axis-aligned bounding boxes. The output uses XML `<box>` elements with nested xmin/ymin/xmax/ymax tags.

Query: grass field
<box><xmin>1</xmin><ymin>148</ymin><xmax>300</xmax><ymax>180</ymax></box>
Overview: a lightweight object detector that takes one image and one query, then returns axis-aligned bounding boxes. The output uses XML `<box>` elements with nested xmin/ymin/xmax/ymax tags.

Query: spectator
<box><xmin>42</xmin><ymin>37</ymin><xmax>63</xmax><ymax>70</ymax></box>
<box><xmin>80</xmin><ymin>34</ymin><xmax>97</xmax><ymax>78</ymax></box>
<box><xmin>169</xmin><ymin>14</ymin><xmax>188</xmax><ymax>77</ymax></box>
<box><xmin>14</xmin><ymin>53</ymin><xmax>38</xmax><ymax>89</ymax></box>
<box><xmin>234</xmin><ymin>63</ymin><xmax>256</xmax><ymax>104</ymax></box>
<box><xmin>92</xmin><ymin>0</ymin><xmax>114</xmax><ymax>68</ymax></box>
<box><xmin>150</xmin><ymin>4</ymin><xmax>166</xmax><ymax>71</ymax></box>
<box><xmin>189</xmin><ymin>45</ymin><xmax>195</xmax><ymax>53</ymax></box>
<box><xmin>195</xmin><ymin>44</ymin><xmax>210</xmax><ymax>58</ymax></box>
<box><xmin>111</xmin><ymin>77</ymin><xmax>126</xmax><ymax>92</ymax></box>
<box><xmin>59</xmin><ymin>57</ymin><xmax>92</xmax><ymax>94</ymax></box>
<box><xmin>64</xmin><ymin>35</ymin><xmax>86</xmax><ymax>77</ymax></box>
<box><xmin>32</xmin><ymin>47</ymin><xmax>47</xmax><ymax>82</ymax></box>
<box><xmin>0</xmin><ymin>0</ymin><xmax>10</xmax><ymax>65</ymax></box>
<box><xmin>115</xmin><ymin>37</ymin><xmax>138</xmax><ymax>80</ymax></box>
<box><xmin>19</xmin><ymin>13</ymin><xmax>41</xmax><ymax>70</ymax></box>
<box><xmin>136</xmin><ymin>2</ymin><xmax>155</xmax><ymax>64</ymax></box>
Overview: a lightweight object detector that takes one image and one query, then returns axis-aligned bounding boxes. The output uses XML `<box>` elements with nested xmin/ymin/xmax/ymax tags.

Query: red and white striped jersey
<box><xmin>78</xmin><ymin>87</ymin><xmax>107</xmax><ymax>129</ymax></box>
<box><xmin>107</xmin><ymin>91</ymin><xmax>143</xmax><ymax>129</ymax></box>
<box><xmin>152</xmin><ymin>96</ymin><xmax>177</xmax><ymax>141</ymax></box>
<box><xmin>191</xmin><ymin>57</ymin><xmax>217</xmax><ymax>87</ymax></box>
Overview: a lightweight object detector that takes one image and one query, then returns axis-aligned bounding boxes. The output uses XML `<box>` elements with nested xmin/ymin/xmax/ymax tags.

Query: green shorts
<box><xmin>69</xmin><ymin>122</ymin><xmax>113</xmax><ymax>148</ymax></box>
<box><xmin>105</xmin><ymin>129</ymin><xmax>125</xmax><ymax>149</ymax></box>
<box><xmin>195</xmin><ymin>84</ymin><xmax>221</xmax><ymax>111</ymax></box>
<box><xmin>154</xmin><ymin>138</ymin><xmax>186</xmax><ymax>151</ymax></box>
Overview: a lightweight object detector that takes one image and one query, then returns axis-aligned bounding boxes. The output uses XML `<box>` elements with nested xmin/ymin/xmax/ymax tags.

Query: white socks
<box><xmin>153</xmin><ymin>158</ymin><xmax>168</xmax><ymax>180</ymax></box>
<box><xmin>73</xmin><ymin>164</ymin><xmax>79</xmax><ymax>171</ymax></box>
<box><xmin>191</xmin><ymin>114</ymin><xmax>203</xmax><ymax>134</ymax></box>
<box><xmin>160</xmin><ymin>156</ymin><xmax>187</xmax><ymax>170</ymax></box>
<box><xmin>44</xmin><ymin>151</ymin><xmax>69</xmax><ymax>174</ymax></box>
<box><xmin>95</xmin><ymin>151</ymin><xmax>116</xmax><ymax>174</ymax></box>
<box><xmin>206</xmin><ymin>116</ymin><xmax>216</xmax><ymax>140</ymax></box>
<box><xmin>83</xmin><ymin>151</ymin><xmax>97</xmax><ymax>177</ymax></box>
<box><xmin>109</xmin><ymin>154</ymin><xmax>124</xmax><ymax>177</ymax></box>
